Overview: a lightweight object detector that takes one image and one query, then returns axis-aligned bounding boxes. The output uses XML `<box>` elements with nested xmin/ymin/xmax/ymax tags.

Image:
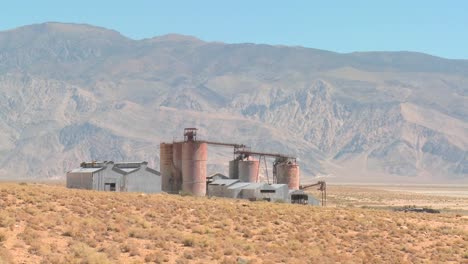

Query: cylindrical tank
<box><xmin>160</xmin><ymin>143</ymin><xmax>173</xmax><ymax>192</ymax></box>
<box><xmin>172</xmin><ymin>142</ymin><xmax>183</xmax><ymax>193</ymax></box>
<box><xmin>181</xmin><ymin>141</ymin><xmax>208</xmax><ymax>196</ymax></box>
<box><xmin>276</xmin><ymin>162</ymin><xmax>300</xmax><ymax>190</ymax></box>
<box><xmin>229</xmin><ymin>160</ymin><xmax>239</xmax><ymax>179</ymax></box>
<box><xmin>238</xmin><ymin>160</ymin><xmax>260</xmax><ymax>183</ymax></box>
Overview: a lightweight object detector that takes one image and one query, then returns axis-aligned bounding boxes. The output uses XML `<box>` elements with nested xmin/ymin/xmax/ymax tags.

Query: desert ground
<box><xmin>0</xmin><ymin>182</ymin><xmax>467</xmax><ymax>263</ymax></box>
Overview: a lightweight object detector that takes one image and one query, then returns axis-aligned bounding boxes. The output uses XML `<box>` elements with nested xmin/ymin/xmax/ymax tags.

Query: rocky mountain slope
<box><xmin>0</xmin><ymin>22</ymin><xmax>467</xmax><ymax>183</ymax></box>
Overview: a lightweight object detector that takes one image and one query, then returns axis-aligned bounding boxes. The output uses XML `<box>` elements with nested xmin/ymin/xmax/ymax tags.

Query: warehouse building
<box><xmin>207</xmin><ymin>179</ymin><xmax>291</xmax><ymax>203</ymax></box>
<box><xmin>66</xmin><ymin>161</ymin><xmax>161</xmax><ymax>193</ymax></box>
<box><xmin>118</xmin><ymin>162</ymin><xmax>161</xmax><ymax>193</ymax></box>
<box><xmin>207</xmin><ymin>179</ymin><xmax>241</xmax><ymax>198</ymax></box>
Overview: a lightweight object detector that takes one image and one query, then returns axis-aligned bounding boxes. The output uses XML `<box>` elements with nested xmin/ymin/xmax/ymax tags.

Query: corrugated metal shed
<box><xmin>210</xmin><ymin>179</ymin><xmax>239</xmax><ymax>186</ymax></box>
<box><xmin>119</xmin><ymin>168</ymin><xmax>139</xmax><ymax>173</ymax></box>
<box><xmin>69</xmin><ymin>167</ymin><xmax>104</xmax><ymax>173</ymax></box>
<box><xmin>226</xmin><ymin>182</ymin><xmax>251</xmax><ymax>198</ymax></box>
<box><xmin>207</xmin><ymin>180</ymin><xmax>303</xmax><ymax>204</ymax></box>
<box><xmin>207</xmin><ymin>179</ymin><xmax>240</xmax><ymax>198</ymax></box>
<box><xmin>239</xmin><ymin>183</ymin><xmax>266</xmax><ymax>190</ymax></box>
<box><xmin>67</xmin><ymin>161</ymin><xmax>161</xmax><ymax>194</ymax></box>
<box><xmin>240</xmin><ymin>183</ymin><xmax>273</xmax><ymax>201</ymax></box>
<box><xmin>268</xmin><ymin>184</ymin><xmax>290</xmax><ymax>201</ymax></box>
<box><xmin>122</xmin><ymin>162</ymin><xmax>161</xmax><ymax>193</ymax></box>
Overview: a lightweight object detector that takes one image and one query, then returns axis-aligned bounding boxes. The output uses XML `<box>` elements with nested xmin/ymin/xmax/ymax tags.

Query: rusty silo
<box><xmin>238</xmin><ymin>160</ymin><xmax>260</xmax><ymax>183</ymax></box>
<box><xmin>160</xmin><ymin>143</ymin><xmax>174</xmax><ymax>192</ymax></box>
<box><xmin>276</xmin><ymin>162</ymin><xmax>300</xmax><ymax>190</ymax></box>
<box><xmin>172</xmin><ymin>142</ymin><xmax>183</xmax><ymax>193</ymax></box>
<box><xmin>181</xmin><ymin>141</ymin><xmax>208</xmax><ymax>196</ymax></box>
<box><xmin>229</xmin><ymin>160</ymin><xmax>239</xmax><ymax>179</ymax></box>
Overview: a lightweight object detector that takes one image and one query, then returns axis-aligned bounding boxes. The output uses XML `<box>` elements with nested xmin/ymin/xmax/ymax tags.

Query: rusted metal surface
<box><xmin>172</xmin><ymin>142</ymin><xmax>183</xmax><ymax>193</ymax></box>
<box><xmin>276</xmin><ymin>162</ymin><xmax>300</xmax><ymax>190</ymax></box>
<box><xmin>229</xmin><ymin>160</ymin><xmax>239</xmax><ymax>179</ymax></box>
<box><xmin>160</xmin><ymin>143</ymin><xmax>173</xmax><ymax>192</ymax></box>
<box><xmin>238</xmin><ymin>160</ymin><xmax>260</xmax><ymax>183</ymax></box>
<box><xmin>181</xmin><ymin>141</ymin><xmax>207</xmax><ymax>196</ymax></box>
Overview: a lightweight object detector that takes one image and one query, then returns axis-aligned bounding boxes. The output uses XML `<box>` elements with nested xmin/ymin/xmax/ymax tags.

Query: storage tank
<box><xmin>181</xmin><ymin>141</ymin><xmax>208</xmax><ymax>196</ymax></box>
<box><xmin>160</xmin><ymin>143</ymin><xmax>174</xmax><ymax>192</ymax></box>
<box><xmin>229</xmin><ymin>160</ymin><xmax>239</xmax><ymax>179</ymax></box>
<box><xmin>276</xmin><ymin>162</ymin><xmax>300</xmax><ymax>190</ymax></box>
<box><xmin>238</xmin><ymin>160</ymin><xmax>260</xmax><ymax>183</ymax></box>
<box><xmin>172</xmin><ymin>142</ymin><xmax>183</xmax><ymax>193</ymax></box>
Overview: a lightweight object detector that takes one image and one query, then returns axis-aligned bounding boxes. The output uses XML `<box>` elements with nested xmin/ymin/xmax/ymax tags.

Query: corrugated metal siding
<box><xmin>66</xmin><ymin>172</ymin><xmax>93</xmax><ymax>189</ymax></box>
<box><xmin>207</xmin><ymin>184</ymin><xmax>228</xmax><ymax>198</ymax></box>
<box><xmin>207</xmin><ymin>179</ymin><xmax>240</xmax><ymax>198</ymax></box>
<box><xmin>93</xmin><ymin>167</ymin><xmax>124</xmax><ymax>191</ymax></box>
<box><xmin>125</xmin><ymin>167</ymin><xmax>161</xmax><ymax>193</ymax></box>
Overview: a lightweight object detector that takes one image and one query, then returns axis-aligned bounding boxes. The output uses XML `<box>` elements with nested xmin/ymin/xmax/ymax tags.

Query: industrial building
<box><xmin>160</xmin><ymin>128</ymin><xmax>326</xmax><ymax>205</ymax></box>
<box><xmin>66</xmin><ymin>161</ymin><xmax>161</xmax><ymax>193</ymax></box>
<box><xmin>207</xmin><ymin>179</ymin><xmax>289</xmax><ymax>202</ymax></box>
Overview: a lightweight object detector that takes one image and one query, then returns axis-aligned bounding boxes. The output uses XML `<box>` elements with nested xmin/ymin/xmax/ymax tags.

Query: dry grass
<box><xmin>0</xmin><ymin>182</ymin><xmax>466</xmax><ymax>263</ymax></box>
<box><xmin>323</xmin><ymin>185</ymin><xmax>468</xmax><ymax>213</ymax></box>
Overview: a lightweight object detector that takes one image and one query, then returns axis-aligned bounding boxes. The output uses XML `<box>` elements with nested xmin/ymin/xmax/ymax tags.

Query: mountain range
<box><xmin>0</xmin><ymin>22</ymin><xmax>467</xmax><ymax>183</ymax></box>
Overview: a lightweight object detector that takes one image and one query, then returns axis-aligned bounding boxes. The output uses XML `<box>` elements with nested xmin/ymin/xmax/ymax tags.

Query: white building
<box><xmin>66</xmin><ymin>161</ymin><xmax>161</xmax><ymax>193</ymax></box>
<box><xmin>207</xmin><ymin>180</ymin><xmax>291</xmax><ymax>203</ymax></box>
<box><xmin>115</xmin><ymin>162</ymin><xmax>161</xmax><ymax>193</ymax></box>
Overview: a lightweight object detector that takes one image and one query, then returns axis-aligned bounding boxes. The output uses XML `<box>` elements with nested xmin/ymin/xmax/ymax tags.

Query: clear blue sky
<box><xmin>1</xmin><ymin>0</ymin><xmax>467</xmax><ymax>59</ymax></box>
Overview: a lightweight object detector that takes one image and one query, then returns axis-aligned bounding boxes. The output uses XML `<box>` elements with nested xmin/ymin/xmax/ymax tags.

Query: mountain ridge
<box><xmin>0</xmin><ymin>22</ymin><xmax>466</xmax><ymax>183</ymax></box>
<box><xmin>4</xmin><ymin>22</ymin><xmax>468</xmax><ymax>61</ymax></box>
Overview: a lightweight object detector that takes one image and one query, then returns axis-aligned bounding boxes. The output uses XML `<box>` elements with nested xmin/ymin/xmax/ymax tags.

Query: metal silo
<box><xmin>181</xmin><ymin>141</ymin><xmax>208</xmax><ymax>196</ymax></box>
<box><xmin>229</xmin><ymin>160</ymin><xmax>239</xmax><ymax>179</ymax></box>
<box><xmin>238</xmin><ymin>160</ymin><xmax>260</xmax><ymax>183</ymax></box>
<box><xmin>276</xmin><ymin>162</ymin><xmax>300</xmax><ymax>190</ymax></box>
<box><xmin>172</xmin><ymin>142</ymin><xmax>183</xmax><ymax>193</ymax></box>
<box><xmin>160</xmin><ymin>143</ymin><xmax>174</xmax><ymax>192</ymax></box>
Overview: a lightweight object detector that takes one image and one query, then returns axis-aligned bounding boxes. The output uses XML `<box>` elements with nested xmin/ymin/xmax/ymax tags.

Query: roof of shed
<box><xmin>227</xmin><ymin>182</ymin><xmax>251</xmax><ymax>190</ymax></box>
<box><xmin>120</xmin><ymin>168</ymin><xmax>139</xmax><ymax>173</ymax></box>
<box><xmin>145</xmin><ymin>167</ymin><xmax>161</xmax><ymax>175</ymax></box>
<box><xmin>238</xmin><ymin>183</ymin><xmax>267</xmax><ymax>190</ymax></box>
<box><xmin>69</xmin><ymin>167</ymin><xmax>104</xmax><ymax>173</ymax></box>
<box><xmin>209</xmin><ymin>179</ymin><xmax>239</xmax><ymax>186</ymax></box>
<box><xmin>207</xmin><ymin>173</ymin><xmax>229</xmax><ymax>179</ymax></box>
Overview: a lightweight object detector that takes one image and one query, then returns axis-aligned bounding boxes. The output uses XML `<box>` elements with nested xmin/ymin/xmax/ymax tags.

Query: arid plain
<box><xmin>0</xmin><ymin>182</ymin><xmax>466</xmax><ymax>263</ymax></box>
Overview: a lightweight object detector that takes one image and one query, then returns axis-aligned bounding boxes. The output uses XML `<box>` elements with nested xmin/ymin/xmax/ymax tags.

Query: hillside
<box><xmin>0</xmin><ymin>22</ymin><xmax>467</xmax><ymax>182</ymax></box>
<box><xmin>0</xmin><ymin>183</ymin><xmax>467</xmax><ymax>263</ymax></box>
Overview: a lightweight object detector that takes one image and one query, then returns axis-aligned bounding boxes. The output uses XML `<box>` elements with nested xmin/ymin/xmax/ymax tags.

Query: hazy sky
<box><xmin>1</xmin><ymin>0</ymin><xmax>467</xmax><ymax>59</ymax></box>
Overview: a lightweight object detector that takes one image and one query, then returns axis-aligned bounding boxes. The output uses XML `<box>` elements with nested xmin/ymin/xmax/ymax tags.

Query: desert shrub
<box><xmin>71</xmin><ymin>242</ymin><xmax>111</xmax><ymax>264</ymax></box>
<box><xmin>121</xmin><ymin>241</ymin><xmax>139</xmax><ymax>256</ymax></box>
<box><xmin>0</xmin><ymin>232</ymin><xmax>6</xmax><ymax>243</ymax></box>
<box><xmin>40</xmin><ymin>253</ymin><xmax>64</xmax><ymax>264</ymax></box>
<box><xmin>128</xmin><ymin>227</ymin><xmax>150</xmax><ymax>239</ymax></box>
<box><xmin>28</xmin><ymin>240</ymin><xmax>51</xmax><ymax>256</ymax></box>
<box><xmin>144</xmin><ymin>250</ymin><xmax>167</xmax><ymax>263</ymax></box>
<box><xmin>18</xmin><ymin>227</ymin><xmax>41</xmax><ymax>245</ymax></box>
<box><xmin>183</xmin><ymin>250</ymin><xmax>194</xmax><ymax>259</ymax></box>
<box><xmin>101</xmin><ymin>244</ymin><xmax>120</xmax><ymax>260</ymax></box>
<box><xmin>0</xmin><ymin>213</ymin><xmax>15</xmax><ymax>228</ymax></box>
<box><xmin>183</xmin><ymin>237</ymin><xmax>195</xmax><ymax>247</ymax></box>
